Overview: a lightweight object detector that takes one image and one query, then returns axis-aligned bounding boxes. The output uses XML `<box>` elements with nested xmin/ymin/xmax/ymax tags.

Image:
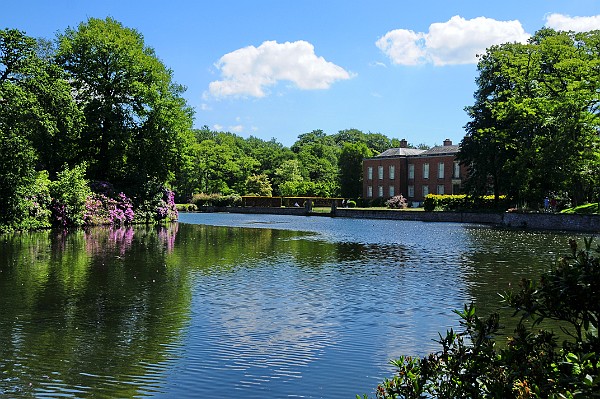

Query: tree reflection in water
<box><xmin>0</xmin><ymin>223</ymin><xmax>188</xmax><ymax>398</ymax></box>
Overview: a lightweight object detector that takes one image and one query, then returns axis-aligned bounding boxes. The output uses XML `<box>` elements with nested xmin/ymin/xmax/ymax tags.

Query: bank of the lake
<box><xmin>189</xmin><ymin>206</ymin><xmax>600</xmax><ymax>233</ymax></box>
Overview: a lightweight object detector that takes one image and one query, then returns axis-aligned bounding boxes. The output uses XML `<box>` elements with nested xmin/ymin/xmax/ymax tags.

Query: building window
<box><xmin>367</xmin><ymin>186</ymin><xmax>373</xmax><ymax>197</ymax></box>
<box><xmin>378</xmin><ymin>185</ymin><xmax>384</xmax><ymax>197</ymax></box>
<box><xmin>378</xmin><ymin>165</ymin><xmax>384</xmax><ymax>180</ymax></box>
<box><xmin>408</xmin><ymin>164</ymin><xmax>414</xmax><ymax>179</ymax></box>
<box><xmin>438</xmin><ymin>162</ymin><xmax>444</xmax><ymax>179</ymax></box>
<box><xmin>423</xmin><ymin>185</ymin><xmax>429</xmax><ymax>197</ymax></box>
<box><xmin>408</xmin><ymin>185</ymin><xmax>414</xmax><ymax>198</ymax></box>
<box><xmin>437</xmin><ymin>185</ymin><xmax>445</xmax><ymax>195</ymax></box>
<box><xmin>389</xmin><ymin>165</ymin><xmax>395</xmax><ymax>180</ymax></box>
<box><xmin>389</xmin><ymin>185</ymin><xmax>395</xmax><ymax>197</ymax></box>
<box><xmin>453</xmin><ymin>183</ymin><xmax>461</xmax><ymax>195</ymax></box>
<box><xmin>454</xmin><ymin>162</ymin><xmax>460</xmax><ymax>178</ymax></box>
<box><xmin>367</xmin><ymin>166</ymin><xmax>373</xmax><ymax>180</ymax></box>
<box><xmin>423</xmin><ymin>163</ymin><xmax>429</xmax><ymax>179</ymax></box>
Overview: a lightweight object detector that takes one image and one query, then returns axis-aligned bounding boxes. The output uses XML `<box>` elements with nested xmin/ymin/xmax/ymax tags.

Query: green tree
<box><xmin>0</xmin><ymin>28</ymin><xmax>81</xmax><ymax>229</ymax></box>
<box><xmin>243</xmin><ymin>136</ymin><xmax>295</xmax><ymax>180</ymax></box>
<box><xmin>364</xmin><ymin>132</ymin><xmax>393</xmax><ymax>154</ymax></box>
<box><xmin>245</xmin><ymin>174</ymin><xmax>273</xmax><ymax>196</ymax></box>
<box><xmin>273</xmin><ymin>159</ymin><xmax>307</xmax><ymax>196</ymax></box>
<box><xmin>55</xmin><ymin>17</ymin><xmax>195</xmax><ymax>189</ymax></box>
<box><xmin>292</xmin><ymin>130</ymin><xmax>340</xmax><ymax>197</ymax></box>
<box><xmin>459</xmin><ymin>29</ymin><xmax>600</xmax><ymax>206</ymax></box>
<box><xmin>339</xmin><ymin>142</ymin><xmax>373</xmax><ymax>198</ymax></box>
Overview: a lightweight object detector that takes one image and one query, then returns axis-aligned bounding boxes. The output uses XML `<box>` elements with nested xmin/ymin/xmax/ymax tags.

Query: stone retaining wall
<box><xmin>334</xmin><ymin>209</ymin><xmax>599</xmax><ymax>232</ymax></box>
<box><xmin>192</xmin><ymin>206</ymin><xmax>600</xmax><ymax>233</ymax></box>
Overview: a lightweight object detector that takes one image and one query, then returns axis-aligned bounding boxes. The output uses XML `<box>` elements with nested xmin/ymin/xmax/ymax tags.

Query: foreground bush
<box><xmin>363</xmin><ymin>238</ymin><xmax>600</xmax><ymax>399</ymax></box>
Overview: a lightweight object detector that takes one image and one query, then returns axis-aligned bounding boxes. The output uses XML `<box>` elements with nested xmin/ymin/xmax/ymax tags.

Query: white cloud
<box><xmin>229</xmin><ymin>124</ymin><xmax>244</xmax><ymax>133</ymax></box>
<box><xmin>545</xmin><ymin>13</ymin><xmax>600</xmax><ymax>32</ymax></box>
<box><xmin>208</xmin><ymin>40</ymin><xmax>353</xmax><ymax>98</ymax></box>
<box><xmin>213</xmin><ymin>124</ymin><xmax>223</xmax><ymax>131</ymax></box>
<box><xmin>376</xmin><ymin>15</ymin><xmax>530</xmax><ymax>66</ymax></box>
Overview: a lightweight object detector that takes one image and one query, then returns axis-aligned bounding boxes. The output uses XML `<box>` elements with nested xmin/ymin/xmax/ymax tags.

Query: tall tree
<box><xmin>0</xmin><ymin>29</ymin><xmax>81</xmax><ymax>227</ymax></box>
<box><xmin>459</xmin><ymin>28</ymin><xmax>600</xmax><ymax>205</ymax></box>
<box><xmin>338</xmin><ymin>142</ymin><xmax>373</xmax><ymax>198</ymax></box>
<box><xmin>55</xmin><ymin>17</ymin><xmax>195</xmax><ymax>189</ymax></box>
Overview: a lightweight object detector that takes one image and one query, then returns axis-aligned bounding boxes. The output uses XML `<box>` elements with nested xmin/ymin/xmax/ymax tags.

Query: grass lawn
<box><xmin>311</xmin><ymin>206</ymin><xmax>425</xmax><ymax>213</ymax></box>
<box><xmin>561</xmin><ymin>203</ymin><xmax>600</xmax><ymax>215</ymax></box>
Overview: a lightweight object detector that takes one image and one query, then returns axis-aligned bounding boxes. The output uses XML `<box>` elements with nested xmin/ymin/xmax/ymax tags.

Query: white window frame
<box><xmin>367</xmin><ymin>166</ymin><xmax>373</xmax><ymax>180</ymax></box>
<box><xmin>437</xmin><ymin>185</ymin><xmax>445</xmax><ymax>195</ymax></box>
<box><xmin>389</xmin><ymin>165</ymin><xmax>395</xmax><ymax>180</ymax></box>
<box><xmin>438</xmin><ymin>162</ymin><xmax>444</xmax><ymax>179</ymax></box>
<box><xmin>454</xmin><ymin>162</ymin><xmax>460</xmax><ymax>178</ymax></box>
<box><xmin>389</xmin><ymin>185</ymin><xmax>395</xmax><ymax>197</ymax></box>
<box><xmin>408</xmin><ymin>164</ymin><xmax>414</xmax><ymax>179</ymax></box>
<box><xmin>423</xmin><ymin>163</ymin><xmax>429</xmax><ymax>179</ymax></box>
<box><xmin>408</xmin><ymin>185</ymin><xmax>414</xmax><ymax>198</ymax></box>
<box><xmin>378</xmin><ymin>185</ymin><xmax>384</xmax><ymax>197</ymax></box>
<box><xmin>378</xmin><ymin>165</ymin><xmax>384</xmax><ymax>180</ymax></box>
<box><xmin>367</xmin><ymin>185</ymin><xmax>373</xmax><ymax>197</ymax></box>
<box><xmin>423</xmin><ymin>185</ymin><xmax>429</xmax><ymax>197</ymax></box>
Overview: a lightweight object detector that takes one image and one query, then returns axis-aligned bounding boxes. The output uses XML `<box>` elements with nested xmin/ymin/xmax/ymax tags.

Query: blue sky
<box><xmin>3</xmin><ymin>1</ymin><xmax>600</xmax><ymax>147</ymax></box>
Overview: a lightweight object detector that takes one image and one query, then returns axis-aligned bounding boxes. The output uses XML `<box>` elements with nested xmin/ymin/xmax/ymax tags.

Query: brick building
<box><xmin>363</xmin><ymin>139</ymin><xmax>468</xmax><ymax>205</ymax></box>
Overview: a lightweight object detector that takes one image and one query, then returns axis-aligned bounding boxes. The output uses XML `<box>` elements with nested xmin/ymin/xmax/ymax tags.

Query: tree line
<box><xmin>2</xmin><ymin>17</ymin><xmax>599</xmax><ymax>232</ymax></box>
<box><xmin>0</xmin><ymin>17</ymin><xmax>413</xmax><ymax>231</ymax></box>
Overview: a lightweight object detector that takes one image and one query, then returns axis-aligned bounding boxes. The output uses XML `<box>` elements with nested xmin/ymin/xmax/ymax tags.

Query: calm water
<box><xmin>0</xmin><ymin>213</ymin><xmax>587</xmax><ymax>398</ymax></box>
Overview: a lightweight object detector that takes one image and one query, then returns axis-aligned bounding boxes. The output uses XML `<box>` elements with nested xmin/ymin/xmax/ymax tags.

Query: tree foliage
<box><xmin>55</xmin><ymin>17</ymin><xmax>195</xmax><ymax>189</ymax></box>
<box><xmin>1</xmin><ymin>18</ymin><xmax>416</xmax><ymax>231</ymax></box>
<box><xmin>459</xmin><ymin>28</ymin><xmax>600</xmax><ymax>206</ymax></box>
<box><xmin>339</xmin><ymin>142</ymin><xmax>373</xmax><ymax>198</ymax></box>
<box><xmin>0</xmin><ymin>28</ymin><xmax>82</xmax><ymax>229</ymax></box>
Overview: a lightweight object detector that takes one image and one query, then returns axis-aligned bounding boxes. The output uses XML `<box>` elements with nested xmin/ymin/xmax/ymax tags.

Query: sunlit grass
<box><xmin>561</xmin><ymin>203</ymin><xmax>600</xmax><ymax>215</ymax></box>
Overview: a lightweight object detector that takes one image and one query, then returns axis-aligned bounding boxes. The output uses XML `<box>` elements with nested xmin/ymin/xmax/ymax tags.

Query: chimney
<box><xmin>399</xmin><ymin>139</ymin><xmax>408</xmax><ymax>148</ymax></box>
<box><xmin>443</xmin><ymin>138</ymin><xmax>452</xmax><ymax>146</ymax></box>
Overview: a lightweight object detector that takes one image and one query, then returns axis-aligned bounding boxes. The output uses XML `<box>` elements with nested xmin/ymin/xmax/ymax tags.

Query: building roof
<box><xmin>421</xmin><ymin>144</ymin><xmax>460</xmax><ymax>156</ymax></box>
<box><xmin>376</xmin><ymin>148</ymin><xmax>426</xmax><ymax>157</ymax></box>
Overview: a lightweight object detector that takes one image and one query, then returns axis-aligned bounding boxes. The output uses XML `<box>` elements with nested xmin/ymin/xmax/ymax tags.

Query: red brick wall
<box><xmin>363</xmin><ymin>157</ymin><xmax>407</xmax><ymax>200</ymax></box>
<box><xmin>363</xmin><ymin>154</ymin><xmax>468</xmax><ymax>204</ymax></box>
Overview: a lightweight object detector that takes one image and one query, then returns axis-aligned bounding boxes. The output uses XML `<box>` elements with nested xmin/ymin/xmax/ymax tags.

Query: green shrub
<box><xmin>16</xmin><ymin>171</ymin><xmax>52</xmax><ymax>230</ymax></box>
<box><xmin>213</xmin><ymin>193</ymin><xmax>242</xmax><ymax>207</ymax></box>
<box><xmin>423</xmin><ymin>194</ymin><xmax>509</xmax><ymax>211</ymax></box>
<box><xmin>368</xmin><ymin>197</ymin><xmax>386</xmax><ymax>207</ymax></box>
<box><xmin>192</xmin><ymin>193</ymin><xmax>242</xmax><ymax>207</ymax></box>
<box><xmin>132</xmin><ymin>181</ymin><xmax>178</xmax><ymax>223</ymax></box>
<box><xmin>176</xmin><ymin>203</ymin><xmax>198</xmax><ymax>212</ymax></box>
<box><xmin>191</xmin><ymin>192</ymin><xmax>212</xmax><ymax>207</ymax></box>
<box><xmin>366</xmin><ymin>238</ymin><xmax>600</xmax><ymax>399</ymax></box>
<box><xmin>49</xmin><ymin>163</ymin><xmax>91</xmax><ymax>227</ymax></box>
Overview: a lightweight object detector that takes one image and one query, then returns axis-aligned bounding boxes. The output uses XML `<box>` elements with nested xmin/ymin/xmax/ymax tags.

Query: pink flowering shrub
<box><xmin>385</xmin><ymin>195</ymin><xmax>408</xmax><ymax>209</ymax></box>
<box><xmin>133</xmin><ymin>182</ymin><xmax>178</xmax><ymax>223</ymax></box>
<box><xmin>83</xmin><ymin>181</ymin><xmax>134</xmax><ymax>226</ymax></box>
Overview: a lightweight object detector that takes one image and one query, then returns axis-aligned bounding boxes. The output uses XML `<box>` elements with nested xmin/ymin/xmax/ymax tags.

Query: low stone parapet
<box><xmin>189</xmin><ymin>206</ymin><xmax>600</xmax><ymax>233</ymax></box>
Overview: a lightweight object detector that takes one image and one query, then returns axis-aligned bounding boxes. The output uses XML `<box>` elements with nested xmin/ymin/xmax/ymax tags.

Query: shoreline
<box><xmin>190</xmin><ymin>206</ymin><xmax>600</xmax><ymax>233</ymax></box>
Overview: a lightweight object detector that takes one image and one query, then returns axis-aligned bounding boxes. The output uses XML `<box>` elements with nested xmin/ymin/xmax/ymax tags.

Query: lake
<box><xmin>0</xmin><ymin>213</ymin><xmax>585</xmax><ymax>398</ymax></box>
